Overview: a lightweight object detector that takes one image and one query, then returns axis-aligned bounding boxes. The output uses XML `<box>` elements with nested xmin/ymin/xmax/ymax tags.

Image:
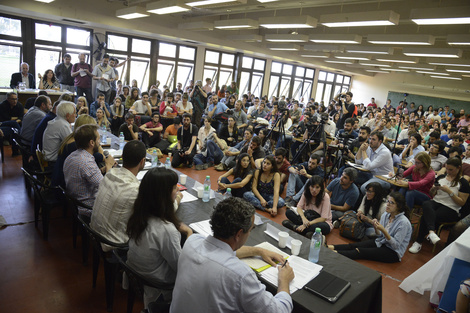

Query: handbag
<box><xmin>338</xmin><ymin>211</ymin><xmax>366</xmax><ymax>240</ymax></box>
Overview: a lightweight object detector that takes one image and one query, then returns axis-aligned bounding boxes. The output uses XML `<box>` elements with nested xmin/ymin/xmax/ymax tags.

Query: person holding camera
<box><xmin>336</xmin><ymin>126</ymin><xmax>371</xmax><ymax>178</ymax></box>
<box><xmin>334</xmin><ymin>91</ymin><xmax>356</xmax><ymax>130</ymax></box>
<box><xmin>171</xmin><ymin>113</ymin><xmax>198</xmax><ymax>168</ymax></box>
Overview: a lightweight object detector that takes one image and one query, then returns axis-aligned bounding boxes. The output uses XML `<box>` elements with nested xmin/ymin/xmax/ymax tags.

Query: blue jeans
<box><xmin>400</xmin><ymin>188</ymin><xmax>431</xmax><ymax>210</ymax></box>
<box><xmin>357</xmin><ymin>173</ymin><xmax>391</xmax><ymax>194</ymax></box>
<box><xmin>194</xmin><ymin>140</ymin><xmax>224</xmax><ymax>165</ymax></box>
<box><xmin>220</xmin><ymin>177</ymin><xmax>248</xmax><ymax>198</ymax></box>
<box><xmin>220</xmin><ymin>147</ymin><xmax>239</xmax><ymax>167</ymax></box>
<box><xmin>276</xmin><ymin>134</ymin><xmax>293</xmax><ymax>149</ymax></box>
<box><xmin>286</xmin><ymin>173</ymin><xmax>307</xmax><ymax>198</ymax></box>
<box><xmin>243</xmin><ymin>191</ymin><xmax>285</xmax><ymax>210</ymax></box>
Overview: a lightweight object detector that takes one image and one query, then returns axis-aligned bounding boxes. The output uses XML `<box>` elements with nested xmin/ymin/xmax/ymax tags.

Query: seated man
<box><xmin>24</xmin><ymin>90</ymin><xmax>48</xmax><ymax>110</ymax></box>
<box><xmin>171</xmin><ymin>113</ymin><xmax>198</xmax><ymax>168</ymax></box>
<box><xmin>381</xmin><ymin>118</ymin><xmax>398</xmax><ymax>143</ymax></box>
<box><xmin>0</xmin><ymin>92</ymin><xmax>23</xmax><ymax>156</ymax></box>
<box><xmin>215</xmin><ymin>128</ymin><xmax>254</xmax><ymax>171</ymax></box>
<box><xmin>139</xmin><ymin>112</ymin><xmax>163</xmax><ymax>148</ymax></box>
<box><xmin>31</xmin><ymin>100</ymin><xmax>59</xmax><ymax>155</ymax></box>
<box><xmin>232</xmin><ymin>100</ymin><xmax>248</xmax><ymax>130</ymax></box>
<box><xmin>207</xmin><ymin>94</ymin><xmax>228</xmax><ymax>119</ymax></box>
<box><xmin>274</xmin><ymin>147</ymin><xmax>290</xmax><ymax>192</ymax></box>
<box><xmin>285</xmin><ymin>154</ymin><xmax>324</xmax><ymax>207</ymax></box>
<box><xmin>354</xmin><ymin>131</ymin><xmax>394</xmax><ymax>194</ymax></box>
<box><xmin>396</xmin><ymin>121</ymin><xmax>417</xmax><ymax>146</ymax></box>
<box><xmin>20</xmin><ymin>95</ymin><xmax>51</xmax><ymax>146</ymax></box>
<box><xmin>441</xmin><ymin>127</ymin><xmax>458</xmax><ymax>143</ymax></box>
<box><xmin>445</xmin><ymin>135</ymin><xmax>466</xmax><ymax>154</ymax></box>
<box><xmin>89</xmin><ymin>93</ymin><xmax>112</xmax><ymax>119</ymax></box>
<box><xmin>43</xmin><ymin>101</ymin><xmax>76</xmax><ymax>163</ymax></box>
<box><xmin>119</xmin><ymin>113</ymin><xmax>139</xmax><ymax>141</ymax></box>
<box><xmin>170</xmin><ymin>197</ymin><xmax>294</xmax><ymax>313</ymax></box>
<box><xmin>155</xmin><ymin>116</ymin><xmax>181</xmax><ymax>153</ymax></box>
<box><xmin>91</xmin><ymin>140</ymin><xmax>146</xmax><ymax>249</ymax></box>
<box><xmin>326</xmin><ymin>168</ymin><xmax>360</xmax><ymax>222</ymax></box>
<box><xmin>408</xmin><ymin>139</ymin><xmax>447</xmax><ymax>171</ymax></box>
<box><xmin>64</xmin><ymin>124</ymin><xmax>115</xmax><ymax>216</ymax></box>
<box><xmin>131</xmin><ymin>91</ymin><xmax>153</xmax><ymax>123</ymax></box>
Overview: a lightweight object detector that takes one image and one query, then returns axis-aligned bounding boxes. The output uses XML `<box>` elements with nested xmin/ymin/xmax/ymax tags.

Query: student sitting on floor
<box><xmin>217</xmin><ymin>152</ymin><xmax>254</xmax><ymax>198</ymax></box>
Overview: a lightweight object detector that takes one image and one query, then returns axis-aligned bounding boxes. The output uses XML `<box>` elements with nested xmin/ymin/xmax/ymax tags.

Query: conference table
<box><xmin>0</xmin><ymin>88</ymin><xmax>75</xmax><ymax>104</ymax></box>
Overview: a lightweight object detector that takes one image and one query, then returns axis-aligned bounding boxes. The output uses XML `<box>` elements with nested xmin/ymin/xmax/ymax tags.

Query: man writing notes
<box><xmin>171</xmin><ymin>197</ymin><xmax>295</xmax><ymax>313</ymax></box>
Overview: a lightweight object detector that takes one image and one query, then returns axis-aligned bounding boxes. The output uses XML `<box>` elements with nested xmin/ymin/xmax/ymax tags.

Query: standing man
<box><xmin>171</xmin><ymin>197</ymin><xmax>294</xmax><ymax>313</ymax></box>
<box><xmin>171</xmin><ymin>113</ymin><xmax>198</xmax><ymax>168</ymax></box>
<box><xmin>202</xmin><ymin>77</ymin><xmax>212</xmax><ymax>94</ymax></box>
<box><xmin>71</xmin><ymin>52</ymin><xmax>94</xmax><ymax>105</ymax></box>
<box><xmin>10</xmin><ymin>62</ymin><xmax>35</xmax><ymax>89</ymax></box>
<box><xmin>334</xmin><ymin>91</ymin><xmax>355</xmax><ymax>130</ymax></box>
<box><xmin>54</xmin><ymin>54</ymin><xmax>74</xmax><ymax>92</ymax></box>
<box><xmin>92</xmin><ymin>54</ymin><xmax>116</xmax><ymax>104</ymax></box>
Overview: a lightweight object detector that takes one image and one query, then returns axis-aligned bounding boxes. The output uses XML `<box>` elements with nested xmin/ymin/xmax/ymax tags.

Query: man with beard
<box><xmin>172</xmin><ymin>113</ymin><xmax>198</xmax><ymax>168</ymax></box>
<box><xmin>63</xmin><ymin>124</ymin><xmax>115</xmax><ymax>216</ymax></box>
<box><xmin>54</xmin><ymin>54</ymin><xmax>74</xmax><ymax>92</ymax></box>
<box><xmin>92</xmin><ymin>54</ymin><xmax>116</xmax><ymax>104</ymax></box>
<box><xmin>71</xmin><ymin>52</ymin><xmax>94</xmax><ymax>105</ymax></box>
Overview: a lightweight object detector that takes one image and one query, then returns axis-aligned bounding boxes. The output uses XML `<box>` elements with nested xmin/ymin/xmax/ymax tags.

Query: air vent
<box><xmin>62</xmin><ymin>18</ymin><xmax>86</xmax><ymax>24</ymax></box>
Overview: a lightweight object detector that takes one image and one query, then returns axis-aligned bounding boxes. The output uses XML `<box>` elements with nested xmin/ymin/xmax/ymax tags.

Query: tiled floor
<box><xmin>0</xmin><ymin>147</ymin><xmax>438</xmax><ymax>313</ymax></box>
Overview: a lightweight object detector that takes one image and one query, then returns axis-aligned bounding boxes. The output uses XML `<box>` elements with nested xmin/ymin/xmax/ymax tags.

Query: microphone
<box><xmin>103</xmin><ymin>150</ymin><xmax>109</xmax><ymax>158</ymax></box>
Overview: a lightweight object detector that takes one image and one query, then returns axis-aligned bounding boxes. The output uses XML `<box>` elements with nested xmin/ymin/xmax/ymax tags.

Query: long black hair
<box><xmin>363</xmin><ymin>182</ymin><xmax>385</xmax><ymax>219</ymax></box>
<box><xmin>127</xmin><ymin>168</ymin><xmax>180</xmax><ymax>244</ymax></box>
<box><xmin>233</xmin><ymin>152</ymin><xmax>252</xmax><ymax>179</ymax></box>
<box><xmin>303</xmin><ymin>175</ymin><xmax>325</xmax><ymax>208</ymax></box>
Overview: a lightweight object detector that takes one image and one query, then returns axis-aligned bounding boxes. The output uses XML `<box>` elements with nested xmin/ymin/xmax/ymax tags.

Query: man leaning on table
<box><xmin>171</xmin><ymin>197</ymin><xmax>295</xmax><ymax>313</ymax></box>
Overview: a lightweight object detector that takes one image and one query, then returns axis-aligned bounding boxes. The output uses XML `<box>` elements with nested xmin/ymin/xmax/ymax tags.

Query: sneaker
<box><xmin>215</xmin><ymin>164</ymin><xmax>225</xmax><ymax>171</ymax></box>
<box><xmin>408</xmin><ymin>242</ymin><xmax>422</xmax><ymax>253</ymax></box>
<box><xmin>285</xmin><ymin>199</ymin><xmax>297</xmax><ymax>209</ymax></box>
<box><xmin>195</xmin><ymin>164</ymin><xmax>204</xmax><ymax>170</ymax></box>
<box><xmin>427</xmin><ymin>232</ymin><xmax>441</xmax><ymax>245</ymax></box>
<box><xmin>333</xmin><ymin>220</ymin><xmax>340</xmax><ymax>229</ymax></box>
<box><xmin>207</xmin><ymin>161</ymin><xmax>214</xmax><ymax>168</ymax></box>
<box><xmin>203</xmin><ymin>163</ymin><xmax>209</xmax><ymax>170</ymax></box>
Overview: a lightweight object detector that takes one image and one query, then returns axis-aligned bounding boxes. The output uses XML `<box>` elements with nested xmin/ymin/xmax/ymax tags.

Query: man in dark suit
<box><xmin>10</xmin><ymin>62</ymin><xmax>35</xmax><ymax>89</ymax></box>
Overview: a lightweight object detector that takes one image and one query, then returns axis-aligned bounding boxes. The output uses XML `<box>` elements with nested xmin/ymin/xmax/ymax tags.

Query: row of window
<box><xmin>0</xmin><ymin>14</ymin><xmax>350</xmax><ymax>102</ymax></box>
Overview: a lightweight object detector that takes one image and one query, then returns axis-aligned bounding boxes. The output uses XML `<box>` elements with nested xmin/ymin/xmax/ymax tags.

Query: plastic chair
<box><xmin>76</xmin><ymin>214</ymin><xmax>128</xmax><ymax>312</ymax></box>
<box><xmin>21</xmin><ymin>167</ymin><xmax>64</xmax><ymax>240</ymax></box>
<box><xmin>113</xmin><ymin>248</ymin><xmax>173</xmax><ymax>313</ymax></box>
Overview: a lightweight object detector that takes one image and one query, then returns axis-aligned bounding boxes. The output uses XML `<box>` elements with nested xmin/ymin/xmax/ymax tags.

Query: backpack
<box><xmin>339</xmin><ymin>210</ymin><xmax>366</xmax><ymax>240</ymax></box>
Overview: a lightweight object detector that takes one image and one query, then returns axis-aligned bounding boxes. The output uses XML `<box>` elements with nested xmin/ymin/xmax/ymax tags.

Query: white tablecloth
<box><xmin>399</xmin><ymin>228</ymin><xmax>470</xmax><ymax>305</ymax></box>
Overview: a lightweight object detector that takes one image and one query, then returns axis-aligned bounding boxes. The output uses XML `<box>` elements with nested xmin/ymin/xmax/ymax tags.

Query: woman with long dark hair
<box><xmin>328</xmin><ymin>192</ymin><xmax>412</xmax><ymax>263</ymax></box>
<box><xmin>409</xmin><ymin>157</ymin><xmax>470</xmax><ymax>253</ymax></box>
<box><xmin>282</xmin><ymin>175</ymin><xmax>332</xmax><ymax>237</ymax></box>
<box><xmin>399</xmin><ymin>133</ymin><xmax>425</xmax><ymax>162</ymax></box>
<box><xmin>219</xmin><ymin>116</ymin><xmax>238</xmax><ymax>147</ymax></box>
<box><xmin>243</xmin><ymin>155</ymin><xmax>285</xmax><ymax>216</ymax></box>
<box><xmin>38</xmin><ymin>69</ymin><xmax>60</xmax><ymax>90</ymax></box>
<box><xmin>217</xmin><ymin>153</ymin><xmax>254</xmax><ymax>197</ymax></box>
<box><xmin>111</xmin><ymin>97</ymin><xmax>124</xmax><ymax>135</ymax></box>
<box><xmin>125</xmin><ymin>87</ymin><xmax>140</xmax><ymax>109</ymax></box>
<box><xmin>126</xmin><ymin>168</ymin><xmax>192</xmax><ymax>307</ymax></box>
<box><xmin>356</xmin><ymin>182</ymin><xmax>387</xmax><ymax>237</ymax></box>
<box><xmin>414</xmin><ymin>105</ymin><xmax>425</xmax><ymax>118</ymax></box>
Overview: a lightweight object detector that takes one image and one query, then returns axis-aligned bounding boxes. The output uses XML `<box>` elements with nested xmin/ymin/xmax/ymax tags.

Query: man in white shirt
<box><xmin>130</xmin><ymin>91</ymin><xmax>152</xmax><ymax>123</ymax></box>
<box><xmin>355</xmin><ymin>131</ymin><xmax>394</xmax><ymax>194</ymax></box>
<box><xmin>92</xmin><ymin>54</ymin><xmax>116</xmax><ymax>104</ymax></box>
<box><xmin>91</xmin><ymin>140</ymin><xmax>146</xmax><ymax>250</ymax></box>
<box><xmin>171</xmin><ymin>197</ymin><xmax>295</xmax><ymax>313</ymax></box>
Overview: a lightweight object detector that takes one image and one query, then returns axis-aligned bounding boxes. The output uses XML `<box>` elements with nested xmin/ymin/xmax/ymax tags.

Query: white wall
<box><xmin>351</xmin><ymin>72</ymin><xmax>470</xmax><ymax>107</ymax></box>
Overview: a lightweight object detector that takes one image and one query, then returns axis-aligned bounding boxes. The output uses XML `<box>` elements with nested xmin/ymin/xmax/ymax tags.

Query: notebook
<box><xmin>303</xmin><ymin>271</ymin><xmax>351</xmax><ymax>303</ymax></box>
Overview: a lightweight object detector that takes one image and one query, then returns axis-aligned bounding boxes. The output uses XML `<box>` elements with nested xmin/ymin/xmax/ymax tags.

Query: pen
<box><xmin>281</xmin><ymin>259</ymin><xmax>288</xmax><ymax>268</ymax></box>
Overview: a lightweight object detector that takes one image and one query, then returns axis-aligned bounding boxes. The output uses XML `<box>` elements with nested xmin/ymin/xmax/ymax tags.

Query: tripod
<box><xmin>265</xmin><ymin>110</ymin><xmax>288</xmax><ymax>149</ymax></box>
<box><xmin>391</xmin><ymin>93</ymin><xmax>408</xmax><ymax>156</ymax></box>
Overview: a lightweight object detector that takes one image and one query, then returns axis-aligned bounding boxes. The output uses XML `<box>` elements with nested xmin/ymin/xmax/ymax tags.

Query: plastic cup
<box><xmin>106</xmin><ymin>137</ymin><xmax>112</xmax><ymax>145</ymax></box>
<box><xmin>197</xmin><ymin>186</ymin><xmax>204</xmax><ymax>198</ymax></box>
<box><xmin>291</xmin><ymin>239</ymin><xmax>302</xmax><ymax>256</ymax></box>
<box><xmin>278</xmin><ymin>231</ymin><xmax>289</xmax><ymax>249</ymax></box>
<box><xmin>180</xmin><ymin>174</ymin><xmax>187</xmax><ymax>185</ymax></box>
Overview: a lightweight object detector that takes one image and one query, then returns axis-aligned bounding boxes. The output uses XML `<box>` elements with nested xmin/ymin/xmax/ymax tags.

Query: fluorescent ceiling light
<box><xmin>265</xmin><ymin>34</ymin><xmax>308</xmax><ymax>42</ymax></box>
<box><xmin>411</xmin><ymin>7</ymin><xmax>470</xmax><ymax>25</ymax></box>
<box><xmin>214</xmin><ymin>18</ymin><xmax>258</xmax><ymax>30</ymax></box>
<box><xmin>146</xmin><ymin>0</ymin><xmax>190</xmax><ymax>14</ymax></box>
<box><xmin>427</xmin><ymin>58</ymin><xmax>470</xmax><ymax>67</ymax></box>
<box><xmin>430</xmin><ymin>76</ymin><xmax>462</xmax><ymax>80</ymax></box>
<box><xmin>446</xmin><ymin>69</ymin><xmax>470</xmax><ymax>74</ymax></box>
<box><xmin>259</xmin><ymin>15</ymin><xmax>317</xmax><ymax>29</ymax></box>
<box><xmin>266</xmin><ymin>44</ymin><xmax>300</xmax><ymax>51</ymax></box>
<box><xmin>402</xmin><ymin>48</ymin><xmax>462</xmax><ymax>58</ymax></box>
<box><xmin>35</xmin><ymin>0</ymin><xmax>55</xmax><ymax>3</ymax></box>
<box><xmin>309</xmin><ymin>34</ymin><xmax>362</xmax><ymax>44</ymax></box>
<box><xmin>320</xmin><ymin>10</ymin><xmax>399</xmax><ymax>27</ymax></box>
<box><xmin>344</xmin><ymin>46</ymin><xmax>394</xmax><ymax>55</ymax></box>
<box><xmin>257</xmin><ymin>0</ymin><xmax>278</xmax><ymax>2</ymax></box>
<box><xmin>226</xmin><ymin>34</ymin><xmax>262</xmax><ymax>42</ymax></box>
<box><xmin>416</xmin><ymin>71</ymin><xmax>449</xmax><ymax>76</ymax></box>
<box><xmin>116</xmin><ymin>6</ymin><xmax>149</xmax><ymax>19</ymax></box>
<box><xmin>325</xmin><ymin>60</ymin><xmax>354</xmax><ymax>64</ymax></box>
<box><xmin>178</xmin><ymin>21</ymin><xmax>213</xmax><ymax>31</ymax></box>
<box><xmin>376</xmin><ymin>57</ymin><xmax>417</xmax><ymax>64</ymax></box>
<box><xmin>303</xmin><ymin>44</ymin><xmax>343</xmax><ymax>52</ymax></box>
<box><xmin>382</xmin><ymin>68</ymin><xmax>409</xmax><ymax>72</ymax></box>
<box><xmin>367</xmin><ymin>69</ymin><xmax>390</xmax><ymax>73</ymax></box>
<box><xmin>463</xmin><ymin>75</ymin><xmax>470</xmax><ymax>78</ymax></box>
<box><xmin>300</xmin><ymin>53</ymin><xmax>330</xmax><ymax>58</ymax></box>
<box><xmin>447</xmin><ymin>34</ymin><xmax>470</xmax><ymax>46</ymax></box>
<box><xmin>399</xmin><ymin>65</ymin><xmax>435</xmax><ymax>71</ymax></box>
<box><xmin>360</xmin><ymin>61</ymin><xmax>391</xmax><ymax>67</ymax></box>
<box><xmin>187</xmin><ymin>0</ymin><xmax>246</xmax><ymax>6</ymax></box>
<box><xmin>334</xmin><ymin>53</ymin><xmax>371</xmax><ymax>61</ymax></box>
<box><xmin>367</xmin><ymin>34</ymin><xmax>435</xmax><ymax>45</ymax></box>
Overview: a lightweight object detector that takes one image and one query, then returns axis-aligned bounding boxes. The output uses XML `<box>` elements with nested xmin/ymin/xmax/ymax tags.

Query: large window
<box><xmin>239</xmin><ymin>56</ymin><xmax>265</xmax><ymax>98</ymax></box>
<box><xmin>157</xmin><ymin>42</ymin><xmax>196</xmax><ymax>92</ymax></box>
<box><xmin>268</xmin><ymin>62</ymin><xmax>314</xmax><ymax>101</ymax></box>
<box><xmin>203</xmin><ymin>50</ymin><xmax>236</xmax><ymax>93</ymax></box>
<box><xmin>0</xmin><ymin>16</ymin><xmax>22</xmax><ymax>87</ymax></box>
<box><xmin>315</xmin><ymin>71</ymin><xmax>351</xmax><ymax>104</ymax></box>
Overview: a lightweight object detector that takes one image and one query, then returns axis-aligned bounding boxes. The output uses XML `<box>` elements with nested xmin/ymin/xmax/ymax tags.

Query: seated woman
<box><xmin>219</xmin><ymin>116</ymin><xmax>238</xmax><ymax>147</ymax></box>
<box><xmin>356</xmin><ymin>182</ymin><xmax>387</xmax><ymax>238</ymax></box>
<box><xmin>110</xmin><ymin>97</ymin><xmax>125</xmax><ymax>136</ymax></box>
<box><xmin>38</xmin><ymin>69</ymin><xmax>60</xmax><ymax>90</ymax></box>
<box><xmin>176</xmin><ymin>93</ymin><xmax>193</xmax><ymax>115</ymax></box>
<box><xmin>393</xmin><ymin>152</ymin><xmax>435</xmax><ymax>210</ymax></box>
<box><xmin>76</xmin><ymin>96</ymin><xmax>89</xmax><ymax>115</ymax></box>
<box><xmin>126</xmin><ymin>168</ymin><xmax>192</xmax><ymax>308</ymax></box>
<box><xmin>119</xmin><ymin>85</ymin><xmax>129</xmax><ymax>103</ymax></box>
<box><xmin>217</xmin><ymin>153</ymin><xmax>254</xmax><ymax>198</ymax></box>
<box><xmin>95</xmin><ymin>108</ymin><xmax>110</xmax><ymax>129</ymax></box>
<box><xmin>399</xmin><ymin>133</ymin><xmax>425</xmax><ymax>162</ymax></box>
<box><xmin>159</xmin><ymin>92</ymin><xmax>178</xmax><ymax>117</ymax></box>
<box><xmin>409</xmin><ymin>157</ymin><xmax>470</xmax><ymax>253</ymax></box>
<box><xmin>125</xmin><ymin>87</ymin><xmax>140</xmax><ymax>110</ymax></box>
<box><xmin>258</xmin><ymin>128</ymin><xmax>274</xmax><ymax>156</ymax></box>
<box><xmin>328</xmin><ymin>192</ymin><xmax>412</xmax><ymax>263</ymax></box>
<box><xmin>282</xmin><ymin>175</ymin><xmax>333</xmax><ymax>238</ymax></box>
<box><xmin>148</xmin><ymin>89</ymin><xmax>160</xmax><ymax>111</ymax></box>
<box><xmin>243</xmin><ymin>155</ymin><xmax>285</xmax><ymax>216</ymax></box>
<box><xmin>194</xmin><ymin>117</ymin><xmax>216</xmax><ymax>170</ymax></box>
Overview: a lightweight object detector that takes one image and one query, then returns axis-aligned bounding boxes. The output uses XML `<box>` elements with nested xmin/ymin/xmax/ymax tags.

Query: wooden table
<box><xmin>0</xmin><ymin>88</ymin><xmax>75</xmax><ymax>104</ymax></box>
<box><xmin>375</xmin><ymin>174</ymin><xmax>408</xmax><ymax>187</ymax></box>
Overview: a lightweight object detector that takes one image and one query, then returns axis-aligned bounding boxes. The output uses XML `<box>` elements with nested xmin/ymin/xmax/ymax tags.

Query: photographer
<box><xmin>290</xmin><ymin>113</ymin><xmax>324</xmax><ymax>161</ymax></box>
<box><xmin>171</xmin><ymin>113</ymin><xmax>198</xmax><ymax>168</ymax></box>
<box><xmin>189</xmin><ymin>80</ymin><xmax>207</xmax><ymax>127</ymax></box>
<box><xmin>336</xmin><ymin>126</ymin><xmax>371</xmax><ymax>178</ymax></box>
<box><xmin>334</xmin><ymin>91</ymin><xmax>356</xmax><ymax>130</ymax></box>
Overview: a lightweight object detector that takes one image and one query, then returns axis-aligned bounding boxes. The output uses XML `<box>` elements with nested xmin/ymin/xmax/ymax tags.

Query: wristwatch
<box><xmin>449</xmin><ymin>193</ymin><xmax>455</xmax><ymax>197</ymax></box>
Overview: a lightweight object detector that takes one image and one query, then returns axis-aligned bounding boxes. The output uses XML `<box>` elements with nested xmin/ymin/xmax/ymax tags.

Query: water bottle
<box><xmin>119</xmin><ymin>132</ymin><xmax>125</xmax><ymax>150</ymax></box>
<box><xmin>224</xmin><ymin>188</ymin><xmax>232</xmax><ymax>199</ymax></box>
<box><xmin>152</xmin><ymin>155</ymin><xmax>158</xmax><ymax>168</ymax></box>
<box><xmin>165</xmin><ymin>157</ymin><xmax>171</xmax><ymax>169</ymax></box>
<box><xmin>308</xmin><ymin>228</ymin><xmax>322</xmax><ymax>263</ymax></box>
<box><xmin>203</xmin><ymin>175</ymin><xmax>210</xmax><ymax>202</ymax></box>
<box><xmin>101</xmin><ymin>126</ymin><xmax>107</xmax><ymax>145</ymax></box>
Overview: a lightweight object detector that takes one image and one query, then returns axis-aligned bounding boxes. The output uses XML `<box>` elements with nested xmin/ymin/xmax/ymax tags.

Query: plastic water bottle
<box><xmin>203</xmin><ymin>175</ymin><xmax>210</xmax><ymax>202</ymax></box>
<box><xmin>165</xmin><ymin>157</ymin><xmax>171</xmax><ymax>169</ymax></box>
<box><xmin>151</xmin><ymin>155</ymin><xmax>158</xmax><ymax>168</ymax></box>
<box><xmin>224</xmin><ymin>188</ymin><xmax>232</xmax><ymax>199</ymax></box>
<box><xmin>308</xmin><ymin>228</ymin><xmax>322</xmax><ymax>263</ymax></box>
<box><xmin>119</xmin><ymin>132</ymin><xmax>125</xmax><ymax>150</ymax></box>
<box><xmin>101</xmin><ymin>126</ymin><xmax>107</xmax><ymax>145</ymax></box>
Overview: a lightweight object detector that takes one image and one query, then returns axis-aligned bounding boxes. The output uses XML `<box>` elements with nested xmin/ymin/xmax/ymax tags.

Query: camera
<box><xmin>340</xmin><ymin>94</ymin><xmax>347</xmax><ymax>99</ymax></box>
<box><xmin>226</xmin><ymin>109</ymin><xmax>234</xmax><ymax>115</ymax></box>
<box><xmin>434</xmin><ymin>180</ymin><xmax>441</xmax><ymax>187</ymax></box>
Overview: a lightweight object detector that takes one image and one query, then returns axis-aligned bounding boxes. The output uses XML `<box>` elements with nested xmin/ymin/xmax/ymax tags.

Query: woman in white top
<box><xmin>126</xmin><ymin>168</ymin><xmax>192</xmax><ymax>308</ymax></box>
<box><xmin>176</xmin><ymin>93</ymin><xmax>193</xmax><ymax>115</ymax></box>
<box><xmin>357</xmin><ymin>182</ymin><xmax>387</xmax><ymax>237</ymax></box>
<box><xmin>409</xmin><ymin>157</ymin><xmax>470</xmax><ymax>253</ymax></box>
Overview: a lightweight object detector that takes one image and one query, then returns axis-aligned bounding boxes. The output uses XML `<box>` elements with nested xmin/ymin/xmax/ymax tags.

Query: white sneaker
<box><xmin>408</xmin><ymin>242</ymin><xmax>422</xmax><ymax>254</ymax></box>
<box><xmin>427</xmin><ymin>232</ymin><xmax>441</xmax><ymax>245</ymax></box>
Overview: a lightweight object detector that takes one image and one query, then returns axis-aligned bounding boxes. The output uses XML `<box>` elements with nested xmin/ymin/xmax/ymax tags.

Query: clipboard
<box><xmin>303</xmin><ymin>270</ymin><xmax>351</xmax><ymax>303</ymax></box>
